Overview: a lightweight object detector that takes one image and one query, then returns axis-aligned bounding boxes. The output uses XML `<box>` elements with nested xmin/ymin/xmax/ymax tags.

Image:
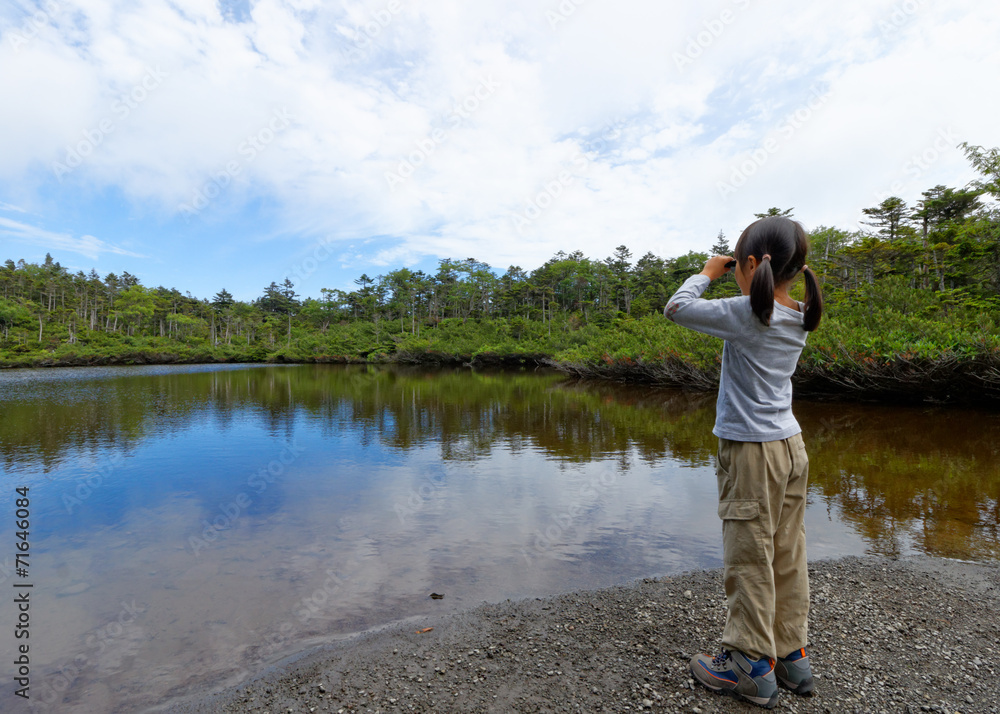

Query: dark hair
<box><xmin>733</xmin><ymin>216</ymin><xmax>823</xmax><ymax>331</ymax></box>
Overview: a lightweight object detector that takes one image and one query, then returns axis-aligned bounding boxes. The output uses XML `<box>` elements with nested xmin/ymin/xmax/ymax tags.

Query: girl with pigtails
<box><xmin>663</xmin><ymin>216</ymin><xmax>823</xmax><ymax>709</ymax></box>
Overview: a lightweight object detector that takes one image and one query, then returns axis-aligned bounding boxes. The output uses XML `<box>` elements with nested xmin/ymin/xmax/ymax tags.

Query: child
<box><xmin>663</xmin><ymin>216</ymin><xmax>822</xmax><ymax>709</ymax></box>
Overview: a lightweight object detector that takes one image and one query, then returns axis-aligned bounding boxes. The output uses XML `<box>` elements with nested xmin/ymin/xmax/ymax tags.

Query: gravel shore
<box><xmin>167</xmin><ymin>556</ymin><xmax>1000</xmax><ymax>714</ymax></box>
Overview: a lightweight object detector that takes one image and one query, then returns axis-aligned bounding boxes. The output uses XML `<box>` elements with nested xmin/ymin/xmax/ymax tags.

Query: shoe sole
<box><xmin>691</xmin><ymin>667</ymin><xmax>778</xmax><ymax>709</ymax></box>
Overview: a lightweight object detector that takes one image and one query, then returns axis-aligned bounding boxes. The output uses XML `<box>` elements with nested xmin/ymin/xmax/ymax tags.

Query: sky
<box><xmin>1</xmin><ymin>0</ymin><xmax>998</xmax><ymax>302</ymax></box>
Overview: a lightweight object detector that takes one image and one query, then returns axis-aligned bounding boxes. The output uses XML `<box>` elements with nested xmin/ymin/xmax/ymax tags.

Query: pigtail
<box><xmin>801</xmin><ymin>266</ymin><xmax>823</xmax><ymax>331</ymax></box>
<box><xmin>735</xmin><ymin>217</ymin><xmax>821</xmax><ymax>331</ymax></box>
<box><xmin>749</xmin><ymin>253</ymin><xmax>775</xmax><ymax>326</ymax></box>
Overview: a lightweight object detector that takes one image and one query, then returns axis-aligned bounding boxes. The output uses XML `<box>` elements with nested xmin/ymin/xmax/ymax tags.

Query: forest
<box><xmin>2</xmin><ymin>142</ymin><xmax>999</xmax><ymax>403</ymax></box>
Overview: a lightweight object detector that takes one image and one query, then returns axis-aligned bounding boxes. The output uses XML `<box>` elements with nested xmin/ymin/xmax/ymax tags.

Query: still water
<box><xmin>0</xmin><ymin>364</ymin><xmax>997</xmax><ymax>712</ymax></box>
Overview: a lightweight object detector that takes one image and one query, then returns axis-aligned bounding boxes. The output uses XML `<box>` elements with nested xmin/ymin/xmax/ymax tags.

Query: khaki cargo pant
<box><xmin>716</xmin><ymin>433</ymin><xmax>809</xmax><ymax>661</ymax></box>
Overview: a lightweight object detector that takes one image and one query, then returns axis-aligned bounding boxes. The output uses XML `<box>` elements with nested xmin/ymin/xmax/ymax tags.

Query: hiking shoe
<box><xmin>690</xmin><ymin>649</ymin><xmax>778</xmax><ymax>709</ymax></box>
<box><xmin>775</xmin><ymin>647</ymin><xmax>815</xmax><ymax>695</ymax></box>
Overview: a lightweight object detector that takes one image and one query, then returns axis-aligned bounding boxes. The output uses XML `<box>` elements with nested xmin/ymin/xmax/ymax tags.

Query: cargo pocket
<box><xmin>718</xmin><ymin>499</ymin><xmax>766</xmax><ymax>565</ymax></box>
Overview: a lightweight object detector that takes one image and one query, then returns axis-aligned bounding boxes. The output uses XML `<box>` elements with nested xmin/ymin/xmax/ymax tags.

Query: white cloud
<box><xmin>0</xmin><ymin>216</ymin><xmax>146</xmax><ymax>261</ymax></box>
<box><xmin>0</xmin><ymin>0</ymin><xmax>998</xmax><ymax>278</ymax></box>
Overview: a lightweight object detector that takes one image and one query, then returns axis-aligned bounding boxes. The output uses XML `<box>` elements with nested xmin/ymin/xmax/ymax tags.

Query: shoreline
<box><xmin>2</xmin><ymin>352</ymin><xmax>999</xmax><ymax>406</ymax></box>
<box><xmin>165</xmin><ymin>555</ymin><xmax>1000</xmax><ymax>714</ymax></box>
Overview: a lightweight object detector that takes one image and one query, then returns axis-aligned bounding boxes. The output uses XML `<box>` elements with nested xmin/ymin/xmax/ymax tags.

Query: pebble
<box><xmin>177</xmin><ymin>556</ymin><xmax>1000</xmax><ymax>714</ymax></box>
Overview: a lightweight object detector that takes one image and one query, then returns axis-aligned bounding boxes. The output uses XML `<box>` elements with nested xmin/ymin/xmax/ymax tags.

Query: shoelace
<box><xmin>711</xmin><ymin>650</ymin><xmax>731</xmax><ymax>667</ymax></box>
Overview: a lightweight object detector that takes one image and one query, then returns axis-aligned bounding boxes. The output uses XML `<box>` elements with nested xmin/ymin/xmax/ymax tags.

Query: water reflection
<box><xmin>0</xmin><ymin>364</ymin><xmax>997</xmax><ymax>712</ymax></box>
<box><xmin>797</xmin><ymin>401</ymin><xmax>1000</xmax><ymax>561</ymax></box>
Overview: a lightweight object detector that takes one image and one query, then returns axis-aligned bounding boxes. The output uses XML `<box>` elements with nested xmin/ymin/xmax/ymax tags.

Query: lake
<box><xmin>1</xmin><ymin>363</ymin><xmax>997</xmax><ymax>712</ymax></box>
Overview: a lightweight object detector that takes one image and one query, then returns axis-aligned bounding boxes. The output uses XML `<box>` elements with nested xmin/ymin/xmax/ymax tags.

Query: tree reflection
<box><xmin>796</xmin><ymin>401</ymin><xmax>1000</xmax><ymax>561</ymax></box>
<box><xmin>2</xmin><ymin>364</ymin><xmax>997</xmax><ymax>560</ymax></box>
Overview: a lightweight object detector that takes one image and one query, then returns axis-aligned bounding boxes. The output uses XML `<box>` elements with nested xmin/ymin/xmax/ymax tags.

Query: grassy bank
<box><xmin>3</xmin><ymin>306</ymin><xmax>998</xmax><ymax>405</ymax></box>
<box><xmin>552</xmin><ymin>309</ymin><xmax>1000</xmax><ymax>404</ymax></box>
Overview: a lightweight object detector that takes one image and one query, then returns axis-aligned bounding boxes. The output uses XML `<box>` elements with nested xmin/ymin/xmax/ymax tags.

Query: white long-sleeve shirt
<box><xmin>664</xmin><ymin>275</ymin><xmax>807</xmax><ymax>442</ymax></box>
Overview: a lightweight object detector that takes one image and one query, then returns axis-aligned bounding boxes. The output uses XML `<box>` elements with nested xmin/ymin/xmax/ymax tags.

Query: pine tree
<box><xmin>861</xmin><ymin>197</ymin><xmax>908</xmax><ymax>243</ymax></box>
<box><xmin>711</xmin><ymin>230</ymin><xmax>731</xmax><ymax>256</ymax></box>
<box><xmin>754</xmin><ymin>207</ymin><xmax>794</xmax><ymax>219</ymax></box>
<box><xmin>212</xmin><ymin>288</ymin><xmax>235</xmax><ymax>310</ymax></box>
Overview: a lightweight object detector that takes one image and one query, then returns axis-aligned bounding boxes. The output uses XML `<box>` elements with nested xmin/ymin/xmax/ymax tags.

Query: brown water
<box><xmin>0</xmin><ymin>364</ymin><xmax>996</xmax><ymax>712</ymax></box>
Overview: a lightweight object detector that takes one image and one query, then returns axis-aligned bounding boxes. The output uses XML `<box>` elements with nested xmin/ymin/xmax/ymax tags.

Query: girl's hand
<box><xmin>699</xmin><ymin>255</ymin><xmax>735</xmax><ymax>281</ymax></box>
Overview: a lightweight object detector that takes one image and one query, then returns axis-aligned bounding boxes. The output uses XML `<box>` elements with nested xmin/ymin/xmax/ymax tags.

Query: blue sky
<box><xmin>1</xmin><ymin>0</ymin><xmax>998</xmax><ymax>302</ymax></box>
